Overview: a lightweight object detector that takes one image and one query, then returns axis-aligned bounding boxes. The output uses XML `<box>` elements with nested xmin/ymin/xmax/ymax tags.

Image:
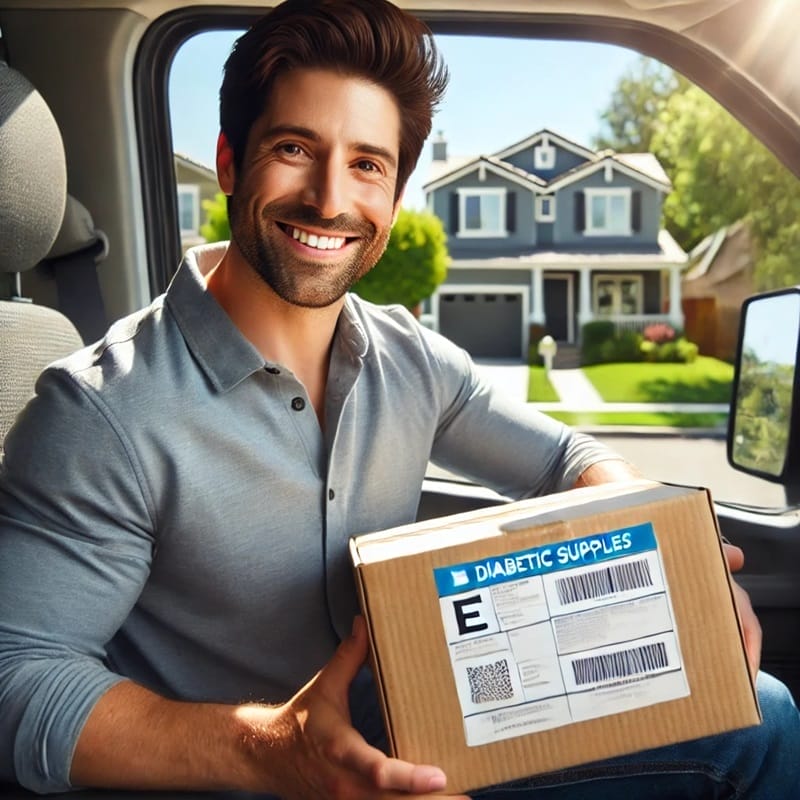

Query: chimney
<box><xmin>432</xmin><ymin>130</ymin><xmax>447</xmax><ymax>162</ymax></box>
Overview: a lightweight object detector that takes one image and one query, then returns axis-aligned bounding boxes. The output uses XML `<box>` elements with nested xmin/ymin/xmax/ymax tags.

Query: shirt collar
<box><xmin>165</xmin><ymin>242</ymin><xmax>371</xmax><ymax>392</ymax></box>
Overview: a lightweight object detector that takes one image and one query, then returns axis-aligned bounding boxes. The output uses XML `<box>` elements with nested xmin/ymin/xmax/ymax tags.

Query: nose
<box><xmin>303</xmin><ymin>156</ymin><xmax>348</xmax><ymax>220</ymax></box>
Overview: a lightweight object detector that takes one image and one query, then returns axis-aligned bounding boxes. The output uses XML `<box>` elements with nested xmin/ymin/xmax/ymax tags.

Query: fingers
<box><xmin>723</xmin><ymin>542</ymin><xmax>745</xmax><ymax>572</ymax></box>
<box><xmin>340</xmin><ymin>741</ymin><xmax>447</xmax><ymax>794</ymax></box>
<box><xmin>315</xmin><ymin>615</ymin><xmax>369</xmax><ymax>698</ymax></box>
<box><xmin>731</xmin><ymin>579</ymin><xmax>762</xmax><ymax>676</ymax></box>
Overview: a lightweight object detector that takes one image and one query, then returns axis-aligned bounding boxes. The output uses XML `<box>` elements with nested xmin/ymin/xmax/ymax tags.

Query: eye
<box><xmin>355</xmin><ymin>159</ymin><xmax>380</xmax><ymax>173</ymax></box>
<box><xmin>277</xmin><ymin>142</ymin><xmax>304</xmax><ymax>157</ymax></box>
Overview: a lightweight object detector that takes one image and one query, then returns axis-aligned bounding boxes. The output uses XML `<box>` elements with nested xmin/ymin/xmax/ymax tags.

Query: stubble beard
<box><xmin>228</xmin><ymin>196</ymin><xmax>390</xmax><ymax>309</ymax></box>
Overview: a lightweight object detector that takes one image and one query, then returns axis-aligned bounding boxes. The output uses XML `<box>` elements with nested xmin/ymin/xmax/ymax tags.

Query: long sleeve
<box><xmin>0</xmin><ymin>366</ymin><xmax>155</xmax><ymax>792</ymax></box>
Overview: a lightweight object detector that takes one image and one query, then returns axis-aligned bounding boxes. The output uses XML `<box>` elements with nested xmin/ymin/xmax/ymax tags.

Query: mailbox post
<box><xmin>537</xmin><ymin>334</ymin><xmax>558</xmax><ymax>373</ymax></box>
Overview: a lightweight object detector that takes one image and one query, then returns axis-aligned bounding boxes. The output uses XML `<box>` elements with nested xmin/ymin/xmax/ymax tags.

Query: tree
<box><xmin>593</xmin><ymin>57</ymin><xmax>689</xmax><ymax>153</ymax></box>
<box><xmin>595</xmin><ymin>64</ymin><xmax>800</xmax><ymax>290</ymax></box>
<box><xmin>200</xmin><ymin>191</ymin><xmax>230</xmax><ymax>243</ymax></box>
<box><xmin>351</xmin><ymin>208</ymin><xmax>448</xmax><ymax>310</ymax></box>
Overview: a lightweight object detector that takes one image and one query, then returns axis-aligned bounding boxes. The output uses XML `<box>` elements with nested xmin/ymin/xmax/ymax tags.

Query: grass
<box><xmin>527</xmin><ymin>356</ymin><xmax>733</xmax><ymax>427</ymax></box>
<box><xmin>582</xmin><ymin>357</ymin><xmax>734</xmax><ymax>403</ymax></box>
<box><xmin>546</xmin><ymin>411</ymin><xmax>729</xmax><ymax>428</ymax></box>
<box><xmin>528</xmin><ymin>366</ymin><xmax>560</xmax><ymax>402</ymax></box>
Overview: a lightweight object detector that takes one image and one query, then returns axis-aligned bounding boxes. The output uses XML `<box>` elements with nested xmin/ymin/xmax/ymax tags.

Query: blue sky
<box><xmin>169</xmin><ymin>31</ymin><xmax>642</xmax><ymax>209</ymax></box>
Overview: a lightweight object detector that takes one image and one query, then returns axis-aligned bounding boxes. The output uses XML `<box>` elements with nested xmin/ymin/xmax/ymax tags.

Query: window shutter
<box><xmin>631</xmin><ymin>191</ymin><xmax>642</xmax><ymax>233</ymax></box>
<box><xmin>574</xmin><ymin>191</ymin><xmax>585</xmax><ymax>232</ymax></box>
<box><xmin>450</xmin><ymin>191</ymin><xmax>459</xmax><ymax>234</ymax></box>
<box><xmin>506</xmin><ymin>191</ymin><xmax>516</xmax><ymax>233</ymax></box>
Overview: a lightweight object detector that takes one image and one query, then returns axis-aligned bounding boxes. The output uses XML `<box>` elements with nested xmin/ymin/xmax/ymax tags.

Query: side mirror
<box><xmin>727</xmin><ymin>287</ymin><xmax>800</xmax><ymax>504</ymax></box>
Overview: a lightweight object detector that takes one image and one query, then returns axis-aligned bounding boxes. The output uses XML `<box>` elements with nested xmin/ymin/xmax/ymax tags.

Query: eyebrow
<box><xmin>260</xmin><ymin>124</ymin><xmax>398</xmax><ymax>171</ymax></box>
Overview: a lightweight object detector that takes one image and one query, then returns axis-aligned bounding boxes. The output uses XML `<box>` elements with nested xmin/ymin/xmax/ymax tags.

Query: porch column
<box><xmin>577</xmin><ymin>267</ymin><xmax>592</xmax><ymax>334</ymax></box>
<box><xmin>530</xmin><ymin>267</ymin><xmax>545</xmax><ymax>325</ymax></box>
<box><xmin>669</xmin><ymin>266</ymin><xmax>685</xmax><ymax>330</ymax></box>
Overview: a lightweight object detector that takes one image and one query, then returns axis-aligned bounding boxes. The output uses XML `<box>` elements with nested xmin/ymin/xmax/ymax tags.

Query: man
<box><xmin>0</xmin><ymin>0</ymin><xmax>797</xmax><ymax>797</ymax></box>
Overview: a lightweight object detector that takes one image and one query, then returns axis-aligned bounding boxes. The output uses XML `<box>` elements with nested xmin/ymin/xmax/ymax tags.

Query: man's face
<box><xmin>220</xmin><ymin>68</ymin><xmax>402</xmax><ymax>308</ymax></box>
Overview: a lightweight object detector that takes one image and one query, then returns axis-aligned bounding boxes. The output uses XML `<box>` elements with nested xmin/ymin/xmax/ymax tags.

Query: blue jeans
<box><xmin>472</xmin><ymin>672</ymin><xmax>799</xmax><ymax>799</ymax></box>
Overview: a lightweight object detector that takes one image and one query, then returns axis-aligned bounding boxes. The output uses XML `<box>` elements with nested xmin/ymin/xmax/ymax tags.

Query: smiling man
<box><xmin>1</xmin><ymin>0</ymin><xmax>798</xmax><ymax>798</ymax></box>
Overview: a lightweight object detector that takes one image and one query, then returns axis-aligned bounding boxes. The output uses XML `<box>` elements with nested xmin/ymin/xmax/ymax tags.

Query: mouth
<box><xmin>279</xmin><ymin>223</ymin><xmax>353</xmax><ymax>251</ymax></box>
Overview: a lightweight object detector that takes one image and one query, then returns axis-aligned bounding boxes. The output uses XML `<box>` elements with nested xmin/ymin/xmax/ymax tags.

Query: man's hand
<box><xmin>237</xmin><ymin>616</ymin><xmax>468</xmax><ymax>799</ymax></box>
<box><xmin>724</xmin><ymin>542</ymin><xmax>762</xmax><ymax>677</ymax></box>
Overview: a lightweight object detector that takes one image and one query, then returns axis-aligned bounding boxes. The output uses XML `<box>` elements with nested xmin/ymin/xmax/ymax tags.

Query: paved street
<box><xmin>590</xmin><ymin>432</ymin><xmax>786</xmax><ymax>509</ymax></box>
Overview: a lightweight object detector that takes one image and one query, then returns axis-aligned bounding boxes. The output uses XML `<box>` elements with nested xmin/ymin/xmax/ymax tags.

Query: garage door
<box><xmin>438</xmin><ymin>293</ymin><xmax>523</xmax><ymax>358</ymax></box>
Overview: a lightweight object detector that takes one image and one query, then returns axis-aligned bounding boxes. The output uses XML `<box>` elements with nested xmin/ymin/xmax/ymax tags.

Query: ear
<box><xmin>216</xmin><ymin>132</ymin><xmax>236</xmax><ymax>194</ymax></box>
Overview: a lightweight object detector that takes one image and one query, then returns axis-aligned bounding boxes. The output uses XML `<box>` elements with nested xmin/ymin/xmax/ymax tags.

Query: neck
<box><xmin>205</xmin><ymin>243</ymin><xmax>343</xmax><ymax>425</ymax></box>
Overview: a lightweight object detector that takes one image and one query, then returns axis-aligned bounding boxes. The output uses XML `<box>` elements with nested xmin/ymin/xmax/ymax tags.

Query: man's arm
<box><xmin>573</xmin><ymin>457</ymin><xmax>642</xmax><ymax>487</ymax></box>
<box><xmin>72</xmin><ymin>617</ymin><xmax>467</xmax><ymax>799</ymax></box>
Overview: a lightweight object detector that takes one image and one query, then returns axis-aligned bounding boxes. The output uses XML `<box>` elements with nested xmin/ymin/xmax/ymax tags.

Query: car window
<box><xmin>168</xmin><ymin>29</ymin><xmax>798</xmax><ymax>510</ymax></box>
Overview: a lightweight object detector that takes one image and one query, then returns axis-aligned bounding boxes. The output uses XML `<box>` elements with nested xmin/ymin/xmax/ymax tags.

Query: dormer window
<box><xmin>534</xmin><ymin>144</ymin><xmax>556</xmax><ymax>170</ymax></box>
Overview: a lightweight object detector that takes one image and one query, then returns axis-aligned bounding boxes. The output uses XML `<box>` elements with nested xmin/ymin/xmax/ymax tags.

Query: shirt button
<box><xmin>265</xmin><ymin>366</ymin><xmax>280</xmax><ymax>375</ymax></box>
<box><xmin>291</xmin><ymin>396</ymin><xmax>306</xmax><ymax>411</ymax></box>
<box><xmin>328</xmin><ymin>489</ymin><xmax>335</xmax><ymax>501</ymax></box>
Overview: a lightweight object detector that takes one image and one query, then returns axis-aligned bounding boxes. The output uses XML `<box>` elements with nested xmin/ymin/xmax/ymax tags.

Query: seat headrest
<box><xmin>0</xmin><ymin>61</ymin><xmax>68</xmax><ymax>275</ymax></box>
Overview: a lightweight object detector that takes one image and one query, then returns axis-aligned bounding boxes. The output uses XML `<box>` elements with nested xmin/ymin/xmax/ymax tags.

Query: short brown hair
<box><xmin>220</xmin><ymin>0</ymin><xmax>449</xmax><ymax>200</ymax></box>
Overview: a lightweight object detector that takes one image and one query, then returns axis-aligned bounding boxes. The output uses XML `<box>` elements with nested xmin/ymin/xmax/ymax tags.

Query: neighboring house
<box><xmin>174</xmin><ymin>153</ymin><xmax>218</xmax><ymax>252</ymax></box>
<box><xmin>422</xmin><ymin>129</ymin><xmax>687</xmax><ymax>359</ymax></box>
<box><xmin>682</xmin><ymin>220</ymin><xmax>755</xmax><ymax>362</ymax></box>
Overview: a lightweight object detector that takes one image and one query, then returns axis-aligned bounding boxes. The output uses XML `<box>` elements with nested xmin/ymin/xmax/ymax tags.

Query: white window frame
<box><xmin>535</xmin><ymin>195</ymin><xmax>556</xmax><ymax>222</ymax></box>
<box><xmin>534</xmin><ymin>144</ymin><xmax>556</xmax><ymax>170</ymax></box>
<box><xmin>177</xmin><ymin>183</ymin><xmax>200</xmax><ymax>236</ymax></box>
<box><xmin>457</xmin><ymin>187</ymin><xmax>508</xmax><ymax>238</ymax></box>
<box><xmin>592</xmin><ymin>273</ymin><xmax>644</xmax><ymax>315</ymax></box>
<box><xmin>584</xmin><ymin>187</ymin><xmax>632</xmax><ymax>236</ymax></box>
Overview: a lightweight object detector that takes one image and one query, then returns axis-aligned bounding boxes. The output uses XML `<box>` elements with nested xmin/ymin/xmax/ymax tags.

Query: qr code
<box><xmin>466</xmin><ymin>658</ymin><xmax>514</xmax><ymax>704</ymax></box>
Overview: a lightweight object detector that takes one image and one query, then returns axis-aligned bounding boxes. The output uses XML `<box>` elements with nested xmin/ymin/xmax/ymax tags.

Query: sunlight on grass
<box><xmin>528</xmin><ymin>366</ymin><xmax>560</xmax><ymax>402</ymax></box>
<box><xmin>582</xmin><ymin>357</ymin><xmax>734</xmax><ymax>403</ymax></box>
<box><xmin>545</xmin><ymin>411</ymin><xmax>729</xmax><ymax>428</ymax></box>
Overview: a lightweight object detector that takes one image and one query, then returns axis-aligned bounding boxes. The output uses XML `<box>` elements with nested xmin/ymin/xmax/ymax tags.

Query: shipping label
<box><xmin>433</xmin><ymin>522</ymin><xmax>689</xmax><ymax>746</ymax></box>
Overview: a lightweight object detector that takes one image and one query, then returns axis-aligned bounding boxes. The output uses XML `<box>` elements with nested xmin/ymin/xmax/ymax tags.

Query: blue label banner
<box><xmin>434</xmin><ymin>522</ymin><xmax>656</xmax><ymax>597</ymax></box>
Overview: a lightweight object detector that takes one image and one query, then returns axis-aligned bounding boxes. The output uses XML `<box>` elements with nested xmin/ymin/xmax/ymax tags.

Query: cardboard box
<box><xmin>350</xmin><ymin>480</ymin><xmax>760</xmax><ymax>794</ymax></box>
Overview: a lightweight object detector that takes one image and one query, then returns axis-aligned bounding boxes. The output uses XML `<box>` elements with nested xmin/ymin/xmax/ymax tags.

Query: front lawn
<box><xmin>582</xmin><ymin>357</ymin><xmax>734</xmax><ymax>403</ymax></box>
<box><xmin>546</xmin><ymin>411</ymin><xmax>729</xmax><ymax>428</ymax></box>
<box><xmin>528</xmin><ymin>366</ymin><xmax>560</xmax><ymax>402</ymax></box>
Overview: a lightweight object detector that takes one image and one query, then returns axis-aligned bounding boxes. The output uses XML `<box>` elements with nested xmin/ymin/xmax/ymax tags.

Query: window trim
<box><xmin>592</xmin><ymin>273</ymin><xmax>644</xmax><ymax>315</ymax></box>
<box><xmin>584</xmin><ymin>187</ymin><xmax>632</xmax><ymax>236</ymax></box>
<box><xmin>456</xmin><ymin>187</ymin><xmax>508</xmax><ymax>238</ymax></box>
<box><xmin>535</xmin><ymin>195</ymin><xmax>556</xmax><ymax>222</ymax></box>
<box><xmin>534</xmin><ymin>143</ymin><xmax>556</xmax><ymax>170</ymax></box>
<box><xmin>177</xmin><ymin>183</ymin><xmax>201</xmax><ymax>236</ymax></box>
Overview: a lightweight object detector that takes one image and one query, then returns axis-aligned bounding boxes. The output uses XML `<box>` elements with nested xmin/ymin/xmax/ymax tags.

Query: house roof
<box><xmin>424</xmin><ymin>154</ymin><xmax>547</xmax><ymax>193</ymax></box>
<box><xmin>423</xmin><ymin>129</ymin><xmax>671</xmax><ymax>194</ymax></box>
<box><xmin>174</xmin><ymin>152</ymin><xmax>216</xmax><ymax>181</ymax></box>
<box><xmin>684</xmin><ymin>219</ymin><xmax>751</xmax><ymax>282</ymax></box>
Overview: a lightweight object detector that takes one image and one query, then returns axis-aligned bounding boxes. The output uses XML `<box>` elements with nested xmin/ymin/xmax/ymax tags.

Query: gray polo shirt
<box><xmin>0</xmin><ymin>243</ymin><xmax>619</xmax><ymax>792</ymax></box>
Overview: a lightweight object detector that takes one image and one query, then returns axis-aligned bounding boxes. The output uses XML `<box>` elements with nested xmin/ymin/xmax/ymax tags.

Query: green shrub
<box><xmin>581</xmin><ymin>320</ymin><xmax>615</xmax><ymax>365</ymax></box>
<box><xmin>600</xmin><ymin>330</ymin><xmax>644</xmax><ymax>363</ymax></box>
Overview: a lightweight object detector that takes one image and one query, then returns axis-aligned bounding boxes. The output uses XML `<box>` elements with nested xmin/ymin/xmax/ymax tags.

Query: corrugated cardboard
<box><xmin>350</xmin><ymin>480</ymin><xmax>760</xmax><ymax>794</ymax></box>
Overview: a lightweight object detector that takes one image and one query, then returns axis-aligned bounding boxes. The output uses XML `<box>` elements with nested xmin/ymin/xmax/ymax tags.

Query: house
<box><xmin>422</xmin><ymin>129</ymin><xmax>687</xmax><ymax>359</ymax></box>
<box><xmin>174</xmin><ymin>153</ymin><xmax>219</xmax><ymax>252</ymax></box>
<box><xmin>681</xmin><ymin>220</ymin><xmax>755</xmax><ymax>361</ymax></box>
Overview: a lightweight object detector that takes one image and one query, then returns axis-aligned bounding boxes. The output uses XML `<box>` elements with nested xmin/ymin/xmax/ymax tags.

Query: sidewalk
<box><xmin>474</xmin><ymin>361</ymin><xmax>729</xmax><ymax>415</ymax></box>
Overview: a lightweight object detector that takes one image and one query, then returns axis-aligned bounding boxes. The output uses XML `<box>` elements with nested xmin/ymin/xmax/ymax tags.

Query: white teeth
<box><xmin>288</xmin><ymin>226</ymin><xmax>346</xmax><ymax>251</ymax></box>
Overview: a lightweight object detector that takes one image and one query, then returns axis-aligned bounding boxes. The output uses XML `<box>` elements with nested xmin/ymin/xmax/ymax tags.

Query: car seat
<box><xmin>0</xmin><ymin>61</ymin><xmax>105</xmax><ymax>450</ymax></box>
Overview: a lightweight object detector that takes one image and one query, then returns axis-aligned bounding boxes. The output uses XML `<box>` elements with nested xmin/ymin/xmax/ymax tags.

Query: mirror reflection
<box><xmin>731</xmin><ymin>291</ymin><xmax>800</xmax><ymax>477</ymax></box>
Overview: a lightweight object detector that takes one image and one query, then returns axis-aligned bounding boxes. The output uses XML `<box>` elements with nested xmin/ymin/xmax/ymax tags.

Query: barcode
<box><xmin>466</xmin><ymin>658</ymin><xmax>514</xmax><ymax>704</ymax></box>
<box><xmin>571</xmin><ymin>641</ymin><xmax>669</xmax><ymax>686</ymax></box>
<box><xmin>555</xmin><ymin>558</ymin><xmax>653</xmax><ymax>605</ymax></box>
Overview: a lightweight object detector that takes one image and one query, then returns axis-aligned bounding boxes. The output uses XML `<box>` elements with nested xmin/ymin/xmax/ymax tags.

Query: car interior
<box><xmin>0</xmin><ymin>0</ymin><xmax>799</xmax><ymax>796</ymax></box>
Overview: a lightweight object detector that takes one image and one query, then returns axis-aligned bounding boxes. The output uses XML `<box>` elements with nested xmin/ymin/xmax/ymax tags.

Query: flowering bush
<box><xmin>642</xmin><ymin>323</ymin><xmax>677</xmax><ymax>344</ymax></box>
